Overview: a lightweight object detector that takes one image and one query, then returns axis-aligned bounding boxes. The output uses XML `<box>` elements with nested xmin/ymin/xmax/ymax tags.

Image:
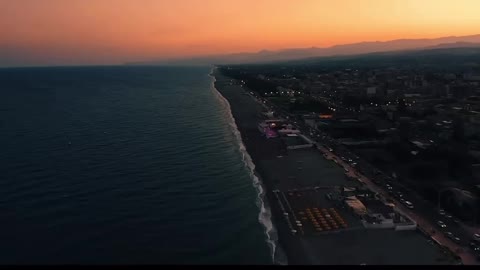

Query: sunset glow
<box><xmin>1</xmin><ymin>0</ymin><xmax>480</xmax><ymax>66</ymax></box>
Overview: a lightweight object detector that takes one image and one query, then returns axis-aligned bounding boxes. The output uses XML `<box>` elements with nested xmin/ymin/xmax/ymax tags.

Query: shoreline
<box><xmin>210</xmin><ymin>68</ymin><xmax>323</xmax><ymax>264</ymax></box>
<box><xmin>211</xmin><ymin>67</ymin><xmax>455</xmax><ymax>265</ymax></box>
<box><xmin>208</xmin><ymin>67</ymin><xmax>284</xmax><ymax>264</ymax></box>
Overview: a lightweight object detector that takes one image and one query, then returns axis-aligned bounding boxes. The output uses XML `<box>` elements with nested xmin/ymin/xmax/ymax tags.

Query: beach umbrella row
<box><xmin>298</xmin><ymin>207</ymin><xmax>348</xmax><ymax>232</ymax></box>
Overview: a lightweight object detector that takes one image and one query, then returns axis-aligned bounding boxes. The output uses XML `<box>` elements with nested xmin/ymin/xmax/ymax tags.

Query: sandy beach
<box><xmin>212</xmin><ymin>68</ymin><xmax>455</xmax><ymax>265</ymax></box>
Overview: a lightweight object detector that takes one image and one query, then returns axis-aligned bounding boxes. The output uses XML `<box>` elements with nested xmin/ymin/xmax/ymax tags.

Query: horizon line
<box><xmin>3</xmin><ymin>32</ymin><xmax>480</xmax><ymax>68</ymax></box>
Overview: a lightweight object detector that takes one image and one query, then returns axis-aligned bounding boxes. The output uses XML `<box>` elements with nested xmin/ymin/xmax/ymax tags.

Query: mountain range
<box><xmin>127</xmin><ymin>34</ymin><xmax>480</xmax><ymax>66</ymax></box>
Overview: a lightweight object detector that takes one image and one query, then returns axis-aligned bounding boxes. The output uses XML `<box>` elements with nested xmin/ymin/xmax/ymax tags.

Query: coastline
<box><xmin>210</xmin><ymin>66</ymin><xmax>458</xmax><ymax>265</ymax></box>
<box><xmin>210</xmin><ymin>67</ymin><xmax>321</xmax><ymax>264</ymax></box>
<box><xmin>209</xmin><ymin>67</ymin><xmax>287</xmax><ymax>265</ymax></box>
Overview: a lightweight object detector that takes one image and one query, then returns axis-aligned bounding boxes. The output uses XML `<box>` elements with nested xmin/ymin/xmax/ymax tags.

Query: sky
<box><xmin>1</xmin><ymin>0</ymin><xmax>480</xmax><ymax>66</ymax></box>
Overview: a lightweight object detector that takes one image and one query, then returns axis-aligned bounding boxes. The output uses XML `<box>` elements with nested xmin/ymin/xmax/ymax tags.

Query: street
<box><xmin>249</xmin><ymin>91</ymin><xmax>479</xmax><ymax>264</ymax></box>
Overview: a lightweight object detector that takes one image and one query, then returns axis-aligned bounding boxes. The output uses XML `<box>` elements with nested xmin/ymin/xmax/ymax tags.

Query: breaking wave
<box><xmin>208</xmin><ymin>67</ymin><xmax>287</xmax><ymax>265</ymax></box>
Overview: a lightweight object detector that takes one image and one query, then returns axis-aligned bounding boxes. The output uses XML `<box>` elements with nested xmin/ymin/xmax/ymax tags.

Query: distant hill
<box><xmin>127</xmin><ymin>34</ymin><xmax>480</xmax><ymax>66</ymax></box>
<box><xmin>275</xmin><ymin>46</ymin><xmax>480</xmax><ymax>70</ymax></box>
<box><xmin>425</xmin><ymin>42</ymin><xmax>480</xmax><ymax>50</ymax></box>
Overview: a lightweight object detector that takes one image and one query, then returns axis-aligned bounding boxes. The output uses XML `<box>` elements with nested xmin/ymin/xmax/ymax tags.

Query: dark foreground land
<box><xmin>213</xmin><ymin>68</ymin><xmax>455</xmax><ymax>265</ymax></box>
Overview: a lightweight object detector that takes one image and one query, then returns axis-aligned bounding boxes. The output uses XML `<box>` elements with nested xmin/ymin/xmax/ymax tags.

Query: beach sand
<box><xmin>213</xmin><ymin>68</ymin><xmax>454</xmax><ymax>265</ymax></box>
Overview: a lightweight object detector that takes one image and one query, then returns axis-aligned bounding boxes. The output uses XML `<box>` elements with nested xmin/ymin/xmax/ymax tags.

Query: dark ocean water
<box><xmin>0</xmin><ymin>66</ymin><xmax>272</xmax><ymax>264</ymax></box>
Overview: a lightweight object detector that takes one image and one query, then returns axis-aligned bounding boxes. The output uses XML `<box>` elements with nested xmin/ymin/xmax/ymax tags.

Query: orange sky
<box><xmin>1</xmin><ymin>0</ymin><xmax>480</xmax><ymax>66</ymax></box>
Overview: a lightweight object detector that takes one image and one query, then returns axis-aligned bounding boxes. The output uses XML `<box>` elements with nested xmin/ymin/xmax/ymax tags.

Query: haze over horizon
<box><xmin>2</xmin><ymin>0</ymin><xmax>480</xmax><ymax>67</ymax></box>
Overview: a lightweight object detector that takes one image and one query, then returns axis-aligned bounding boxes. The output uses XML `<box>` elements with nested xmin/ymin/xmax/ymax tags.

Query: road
<box><xmin>317</xmin><ymin>146</ymin><xmax>477</xmax><ymax>265</ymax></box>
<box><xmin>245</xmin><ymin>82</ymin><xmax>478</xmax><ymax>264</ymax></box>
<box><xmin>306</xmin><ymin>127</ymin><xmax>480</xmax><ymax>256</ymax></box>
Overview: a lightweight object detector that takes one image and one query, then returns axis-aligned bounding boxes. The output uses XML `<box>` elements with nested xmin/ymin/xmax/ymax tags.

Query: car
<box><xmin>453</xmin><ymin>237</ymin><xmax>461</xmax><ymax>243</ymax></box>
<box><xmin>470</xmin><ymin>242</ymin><xmax>480</xmax><ymax>252</ymax></box>
<box><xmin>404</xmin><ymin>201</ymin><xmax>414</xmax><ymax>209</ymax></box>
<box><xmin>437</xmin><ymin>221</ymin><xmax>447</xmax><ymax>228</ymax></box>
<box><xmin>446</xmin><ymin>232</ymin><xmax>453</xmax><ymax>238</ymax></box>
<box><xmin>445</xmin><ymin>214</ymin><xmax>453</xmax><ymax>219</ymax></box>
<box><xmin>439</xmin><ymin>209</ymin><xmax>446</xmax><ymax>215</ymax></box>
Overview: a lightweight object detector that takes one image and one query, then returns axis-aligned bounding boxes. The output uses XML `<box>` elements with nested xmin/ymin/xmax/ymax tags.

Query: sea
<box><xmin>0</xmin><ymin>66</ymin><xmax>273</xmax><ymax>264</ymax></box>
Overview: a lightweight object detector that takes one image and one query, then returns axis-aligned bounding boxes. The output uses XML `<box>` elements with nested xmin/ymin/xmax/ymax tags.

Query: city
<box><xmin>216</xmin><ymin>47</ymin><xmax>480</xmax><ymax>264</ymax></box>
<box><xmin>3</xmin><ymin>0</ymin><xmax>480</xmax><ymax>265</ymax></box>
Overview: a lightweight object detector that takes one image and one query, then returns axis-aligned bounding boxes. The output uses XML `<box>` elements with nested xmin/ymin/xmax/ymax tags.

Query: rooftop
<box><xmin>361</xmin><ymin>199</ymin><xmax>395</xmax><ymax>217</ymax></box>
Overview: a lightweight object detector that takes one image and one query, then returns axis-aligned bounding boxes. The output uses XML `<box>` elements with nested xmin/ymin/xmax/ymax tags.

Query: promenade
<box><xmin>214</xmin><ymin>71</ymin><xmax>457</xmax><ymax>264</ymax></box>
<box><xmin>317</xmin><ymin>144</ymin><xmax>476</xmax><ymax>265</ymax></box>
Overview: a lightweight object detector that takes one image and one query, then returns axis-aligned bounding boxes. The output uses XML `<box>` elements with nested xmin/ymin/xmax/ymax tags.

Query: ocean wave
<box><xmin>208</xmin><ymin>67</ymin><xmax>287</xmax><ymax>265</ymax></box>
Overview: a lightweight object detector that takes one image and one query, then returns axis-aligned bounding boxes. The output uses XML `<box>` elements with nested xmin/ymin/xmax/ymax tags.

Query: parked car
<box><xmin>439</xmin><ymin>209</ymin><xmax>446</xmax><ymax>216</ymax></box>
<box><xmin>404</xmin><ymin>201</ymin><xmax>414</xmax><ymax>209</ymax></box>
<box><xmin>471</xmin><ymin>241</ymin><xmax>480</xmax><ymax>251</ymax></box>
<box><xmin>437</xmin><ymin>221</ymin><xmax>447</xmax><ymax>228</ymax></box>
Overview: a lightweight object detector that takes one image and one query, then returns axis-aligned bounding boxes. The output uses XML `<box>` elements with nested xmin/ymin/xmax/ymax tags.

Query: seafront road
<box><xmin>316</xmin><ymin>144</ymin><xmax>477</xmax><ymax>265</ymax></box>
<box><xmin>242</xmin><ymin>82</ymin><xmax>474</xmax><ymax>264</ymax></box>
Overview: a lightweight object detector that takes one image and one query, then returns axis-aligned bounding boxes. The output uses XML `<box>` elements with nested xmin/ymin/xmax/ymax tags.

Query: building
<box><xmin>367</xmin><ymin>87</ymin><xmax>377</xmax><ymax>96</ymax></box>
<box><xmin>360</xmin><ymin>199</ymin><xmax>417</xmax><ymax>230</ymax></box>
<box><xmin>344</xmin><ymin>196</ymin><xmax>367</xmax><ymax>216</ymax></box>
